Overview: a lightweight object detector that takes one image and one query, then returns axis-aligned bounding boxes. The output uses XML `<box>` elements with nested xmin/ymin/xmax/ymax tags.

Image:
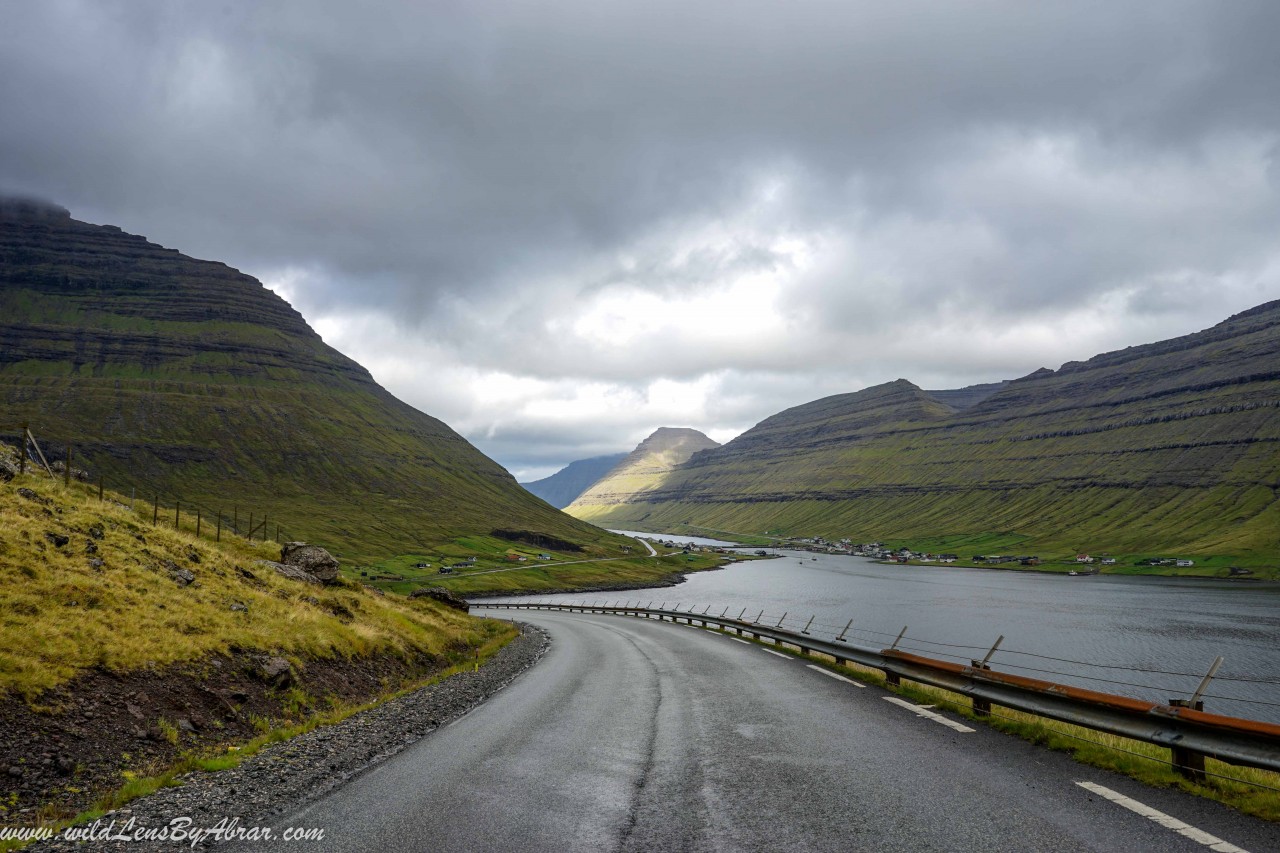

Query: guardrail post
<box><xmin>1169</xmin><ymin>699</ymin><xmax>1207</xmax><ymax>781</ymax></box>
<box><xmin>836</xmin><ymin>619</ymin><xmax>852</xmax><ymax>643</ymax></box>
<box><xmin>969</xmin><ymin>635</ymin><xmax>1004</xmax><ymax>717</ymax></box>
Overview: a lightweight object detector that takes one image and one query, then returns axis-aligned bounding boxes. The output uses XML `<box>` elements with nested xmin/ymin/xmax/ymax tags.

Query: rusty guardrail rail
<box><xmin>479</xmin><ymin>601</ymin><xmax>1280</xmax><ymax>780</ymax></box>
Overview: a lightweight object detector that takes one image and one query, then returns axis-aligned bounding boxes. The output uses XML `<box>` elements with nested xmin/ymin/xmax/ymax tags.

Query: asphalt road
<box><xmin>240</xmin><ymin>610</ymin><xmax>1280</xmax><ymax>852</ymax></box>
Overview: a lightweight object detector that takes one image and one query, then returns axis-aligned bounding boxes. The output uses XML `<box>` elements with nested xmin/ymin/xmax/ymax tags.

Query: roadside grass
<box><xmin>0</xmin><ymin>469</ymin><xmax>493</xmax><ymax>700</ymax></box>
<box><xmin>1</xmin><ymin>621</ymin><xmax>516</xmax><ymax>851</ymax></box>
<box><xmin>681</xmin><ymin>620</ymin><xmax>1280</xmax><ymax>823</ymax></box>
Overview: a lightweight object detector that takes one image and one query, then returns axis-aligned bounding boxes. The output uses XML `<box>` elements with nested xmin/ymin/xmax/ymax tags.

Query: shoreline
<box><xmin>870</xmin><ymin>558</ymin><xmax>1269</xmax><ymax>583</ymax></box>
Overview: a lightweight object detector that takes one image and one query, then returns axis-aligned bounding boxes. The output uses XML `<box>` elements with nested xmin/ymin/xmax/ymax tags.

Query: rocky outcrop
<box><xmin>280</xmin><ymin>542</ymin><xmax>340</xmax><ymax>584</ymax></box>
<box><xmin>258</xmin><ymin>560</ymin><xmax>322</xmax><ymax>585</ymax></box>
<box><xmin>492</xmin><ymin>529</ymin><xmax>584</xmax><ymax>552</ymax></box>
<box><xmin>409</xmin><ymin>586</ymin><xmax>470</xmax><ymax>613</ymax></box>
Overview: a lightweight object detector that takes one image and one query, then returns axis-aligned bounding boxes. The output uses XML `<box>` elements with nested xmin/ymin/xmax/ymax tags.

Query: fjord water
<box><xmin>532</xmin><ymin>535</ymin><xmax>1280</xmax><ymax>723</ymax></box>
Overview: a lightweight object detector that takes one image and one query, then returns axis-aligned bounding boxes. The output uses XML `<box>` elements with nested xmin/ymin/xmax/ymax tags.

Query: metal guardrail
<box><xmin>480</xmin><ymin>602</ymin><xmax>1280</xmax><ymax>780</ymax></box>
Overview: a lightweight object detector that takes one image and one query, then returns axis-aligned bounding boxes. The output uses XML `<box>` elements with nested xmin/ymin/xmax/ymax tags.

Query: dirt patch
<box><xmin>0</xmin><ymin>647</ymin><xmax>445</xmax><ymax>822</ymax></box>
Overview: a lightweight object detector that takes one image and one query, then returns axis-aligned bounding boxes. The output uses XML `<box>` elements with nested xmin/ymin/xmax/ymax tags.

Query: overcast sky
<box><xmin>3</xmin><ymin>1</ymin><xmax>1278</xmax><ymax>479</ymax></box>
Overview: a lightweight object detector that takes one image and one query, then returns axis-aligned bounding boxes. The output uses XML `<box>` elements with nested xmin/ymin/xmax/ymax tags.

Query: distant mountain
<box><xmin>565</xmin><ymin>428</ymin><xmax>720</xmax><ymax>519</ymax></box>
<box><xmin>569</xmin><ymin>304</ymin><xmax>1280</xmax><ymax>563</ymax></box>
<box><xmin>522</xmin><ymin>452</ymin><xmax>628</xmax><ymax>508</ymax></box>
<box><xmin>0</xmin><ymin>197</ymin><xmax>621</xmax><ymax>561</ymax></box>
<box><xmin>924</xmin><ymin>380</ymin><xmax>1009</xmax><ymax>411</ymax></box>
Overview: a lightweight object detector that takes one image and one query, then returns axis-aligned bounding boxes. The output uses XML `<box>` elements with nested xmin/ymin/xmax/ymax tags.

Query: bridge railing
<box><xmin>479</xmin><ymin>601</ymin><xmax>1280</xmax><ymax>781</ymax></box>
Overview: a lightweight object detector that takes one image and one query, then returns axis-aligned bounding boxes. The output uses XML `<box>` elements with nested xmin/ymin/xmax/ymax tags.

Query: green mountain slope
<box><xmin>571</xmin><ymin>303</ymin><xmax>1280</xmax><ymax>565</ymax></box>
<box><xmin>0</xmin><ymin>197</ymin><xmax>622</xmax><ymax>561</ymax></box>
<box><xmin>566</xmin><ymin>427</ymin><xmax>720</xmax><ymax>518</ymax></box>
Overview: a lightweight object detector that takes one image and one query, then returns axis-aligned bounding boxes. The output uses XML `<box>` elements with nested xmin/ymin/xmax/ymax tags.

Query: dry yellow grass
<box><xmin>0</xmin><ymin>467</ymin><xmax>495</xmax><ymax>701</ymax></box>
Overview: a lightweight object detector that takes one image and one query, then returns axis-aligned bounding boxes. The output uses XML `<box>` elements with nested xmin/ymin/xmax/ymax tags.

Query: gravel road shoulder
<box><xmin>27</xmin><ymin>622</ymin><xmax>548</xmax><ymax>852</ymax></box>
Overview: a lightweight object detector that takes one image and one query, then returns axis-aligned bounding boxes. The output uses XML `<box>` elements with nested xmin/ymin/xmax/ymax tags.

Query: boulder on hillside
<box><xmin>257</xmin><ymin>560</ymin><xmax>321</xmax><ymax>585</ymax></box>
<box><xmin>280</xmin><ymin>542</ymin><xmax>340</xmax><ymax>584</ymax></box>
<box><xmin>256</xmin><ymin>655</ymin><xmax>296</xmax><ymax>688</ymax></box>
<box><xmin>409</xmin><ymin>586</ymin><xmax>470</xmax><ymax>613</ymax></box>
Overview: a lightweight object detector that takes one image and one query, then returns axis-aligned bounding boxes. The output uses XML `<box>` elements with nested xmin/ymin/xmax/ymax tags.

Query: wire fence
<box><xmin>2</xmin><ymin>423</ymin><xmax>292</xmax><ymax>547</ymax></box>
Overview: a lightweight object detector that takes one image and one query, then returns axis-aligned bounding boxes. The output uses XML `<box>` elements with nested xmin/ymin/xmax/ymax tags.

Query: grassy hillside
<box><xmin>0</xmin><ymin>453</ymin><xmax>499</xmax><ymax>701</ymax></box>
<box><xmin>0</xmin><ymin>198</ymin><xmax>627</xmax><ymax>564</ymax></box>
<box><xmin>572</xmin><ymin>303</ymin><xmax>1280</xmax><ymax>572</ymax></box>
<box><xmin>566</xmin><ymin>427</ymin><xmax>720</xmax><ymax>517</ymax></box>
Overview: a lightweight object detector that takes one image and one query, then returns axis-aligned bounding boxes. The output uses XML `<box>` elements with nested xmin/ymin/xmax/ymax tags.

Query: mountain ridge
<box><xmin>0</xmin><ymin>198</ymin><xmax>621</xmax><ymax>561</ymax></box>
<box><xmin>569</xmin><ymin>303</ymin><xmax>1280</xmax><ymax>565</ymax></box>
<box><xmin>566</xmin><ymin>427</ymin><xmax>720</xmax><ymax>517</ymax></box>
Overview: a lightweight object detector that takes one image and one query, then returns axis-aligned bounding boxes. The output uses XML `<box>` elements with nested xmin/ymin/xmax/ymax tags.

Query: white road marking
<box><xmin>806</xmin><ymin>664</ymin><xmax>866</xmax><ymax>687</ymax></box>
<box><xmin>761</xmin><ymin>648</ymin><xmax>791</xmax><ymax>659</ymax></box>
<box><xmin>1075</xmin><ymin>782</ymin><xmax>1249</xmax><ymax>852</ymax></box>
<box><xmin>729</xmin><ymin>637</ymin><xmax>751</xmax><ymax>644</ymax></box>
<box><xmin>882</xmin><ymin>696</ymin><xmax>975</xmax><ymax>733</ymax></box>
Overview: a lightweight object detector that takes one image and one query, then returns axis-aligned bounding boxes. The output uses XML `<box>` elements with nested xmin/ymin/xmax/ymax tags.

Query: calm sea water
<box><xmin>513</xmin><ymin>533</ymin><xmax>1280</xmax><ymax>723</ymax></box>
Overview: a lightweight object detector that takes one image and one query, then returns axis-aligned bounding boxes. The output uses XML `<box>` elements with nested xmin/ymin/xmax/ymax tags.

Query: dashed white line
<box><xmin>882</xmin><ymin>696</ymin><xmax>975</xmax><ymax>732</ymax></box>
<box><xmin>761</xmin><ymin>648</ymin><xmax>791</xmax><ymax>659</ymax></box>
<box><xmin>806</xmin><ymin>664</ymin><xmax>866</xmax><ymax>687</ymax></box>
<box><xmin>1075</xmin><ymin>782</ymin><xmax>1249</xmax><ymax>852</ymax></box>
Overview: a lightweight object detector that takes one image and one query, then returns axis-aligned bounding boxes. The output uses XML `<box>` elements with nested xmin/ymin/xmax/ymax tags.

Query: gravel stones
<box><xmin>165</xmin><ymin>562</ymin><xmax>195</xmax><ymax>586</ymax></box>
<box><xmin>27</xmin><ymin>624</ymin><xmax>547</xmax><ymax>852</ymax></box>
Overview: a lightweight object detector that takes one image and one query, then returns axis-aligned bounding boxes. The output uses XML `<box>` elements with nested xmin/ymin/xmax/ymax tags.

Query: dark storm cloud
<box><xmin>3</xmin><ymin>1</ymin><xmax>1278</xmax><ymax>474</ymax></box>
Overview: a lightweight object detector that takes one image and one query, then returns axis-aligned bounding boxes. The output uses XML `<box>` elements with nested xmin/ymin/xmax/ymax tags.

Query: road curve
<box><xmin>239</xmin><ymin>610</ymin><xmax>1280</xmax><ymax>852</ymax></box>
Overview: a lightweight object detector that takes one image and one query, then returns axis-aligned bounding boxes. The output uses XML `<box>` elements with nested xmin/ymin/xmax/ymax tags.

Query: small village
<box><xmin>725</xmin><ymin>536</ymin><xmax>1237</xmax><ymax>575</ymax></box>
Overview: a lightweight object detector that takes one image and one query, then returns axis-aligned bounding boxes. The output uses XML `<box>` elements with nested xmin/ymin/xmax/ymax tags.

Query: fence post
<box><xmin>248</xmin><ymin>512</ymin><xmax>253</xmax><ymax>540</ymax></box>
<box><xmin>18</xmin><ymin>421</ymin><xmax>27</xmax><ymax>475</ymax></box>
<box><xmin>175</xmin><ymin>501</ymin><xmax>180</xmax><ymax>530</ymax></box>
<box><xmin>233</xmin><ymin>506</ymin><xmax>238</xmax><ymax>535</ymax></box>
<box><xmin>98</xmin><ymin>475</ymin><xmax>104</xmax><ymax>501</ymax></box>
<box><xmin>153</xmin><ymin>495</ymin><xmax>159</xmax><ymax>525</ymax></box>
<box><xmin>216</xmin><ymin>511</ymin><xmax>222</xmax><ymax>543</ymax></box>
<box><xmin>27</xmin><ymin>429</ymin><xmax>53</xmax><ymax>477</ymax></box>
<box><xmin>262</xmin><ymin>513</ymin><xmax>267</xmax><ymax>541</ymax></box>
<box><xmin>196</xmin><ymin>509</ymin><xmax>201</xmax><ymax>538</ymax></box>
